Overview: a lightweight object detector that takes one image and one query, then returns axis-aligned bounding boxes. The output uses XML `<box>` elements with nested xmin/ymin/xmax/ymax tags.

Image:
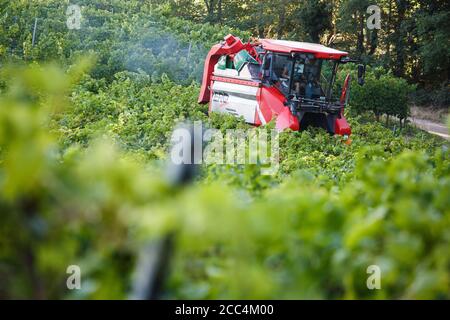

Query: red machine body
<box><xmin>199</xmin><ymin>35</ymin><xmax>356</xmax><ymax>136</ymax></box>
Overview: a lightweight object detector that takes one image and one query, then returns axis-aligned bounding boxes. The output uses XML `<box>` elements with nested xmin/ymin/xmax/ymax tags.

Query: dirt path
<box><xmin>409</xmin><ymin>118</ymin><xmax>449</xmax><ymax>140</ymax></box>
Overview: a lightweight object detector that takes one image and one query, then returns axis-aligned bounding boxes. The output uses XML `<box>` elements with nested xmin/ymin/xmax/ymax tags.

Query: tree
<box><xmin>296</xmin><ymin>0</ymin><xmax>332</xmax><ymax>43</ymax></box>
<box><xmin>414</xmin><ymin>0</ymin><xmax>450</xmax><ymax>86</ymax></box>
<box><xmin>337</xmin><ymin>0</ymin><xmax>373</xmax><ymax>58</ymax></box>
<box><xmin>391</xmin><ymin>0</ymin><xmax>410</xmax><ymax>77</ymax></box>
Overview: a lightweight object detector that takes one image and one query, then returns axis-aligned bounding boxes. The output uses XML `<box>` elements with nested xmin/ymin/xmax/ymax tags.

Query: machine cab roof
<box><xmin>260</xmin><ymin>39</ymin><xmax>348</xmax><ymax>60</ymax></box>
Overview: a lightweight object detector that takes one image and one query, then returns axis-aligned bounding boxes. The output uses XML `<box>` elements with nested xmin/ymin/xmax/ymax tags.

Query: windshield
<box><xmin>320</xmin><ymin>59</ymin><xmax>338</xmax><ymax>101</ymax></box>
<box><xmin>269</xmin><ymin>54</ymin><xmax>293</xmax><ymax>95</ymax></box>
<box><xmin>267</xmin><ymin>53</ymin><xmax>338</xmax><ymax>101</ymax></box>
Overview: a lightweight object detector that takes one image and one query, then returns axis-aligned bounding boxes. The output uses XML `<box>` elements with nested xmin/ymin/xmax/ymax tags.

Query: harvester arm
<box><xmin>198</xmin><ymin>34</ymin><xmax>246</xmax><ymax>104</ymax></box>
<box><xmin>335</xmin><ymin>74</ymin><xmax>352</xmax><ymax>136</ymax></box>
<box><xmin>340</xmin><ymin>74</ymin><xmax>351</xmax><ymax>106</ymax></box>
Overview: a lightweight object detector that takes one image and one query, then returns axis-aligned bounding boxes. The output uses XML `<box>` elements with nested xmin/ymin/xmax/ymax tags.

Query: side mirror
<box><xmin>357</xmin><ymin>64</ymin><xmax>365</xmax><ymax>85</ymax></box>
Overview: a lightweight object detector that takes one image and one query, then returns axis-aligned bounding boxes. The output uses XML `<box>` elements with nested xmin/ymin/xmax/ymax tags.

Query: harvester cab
<box><xmin>198</xmin><ymin>35</ymin><xmax>364</xmax><ymax>137</ymax></box>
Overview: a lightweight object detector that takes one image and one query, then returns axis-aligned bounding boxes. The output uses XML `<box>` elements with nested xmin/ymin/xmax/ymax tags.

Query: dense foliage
<box><xmin>1</xmin><ymin>64</ymin><xmax>449</xmax><ymax>299</ymax></box>
<box><xmin>337</xmin><ymin>66</ymin><xmax>414</xmax><ymax>125</ymax></box>
<box><xmin>0</xmin><ymin>0</ymin><xmax>248</xmax><ymax>83</ymax></box>
<box><xmin>166</xmin><ymin>0</ymin><xmax>450</xmax><ymax>96</ymax></box>
<box><xmin>0</xmin><ymin>0</ymin><xmax>449</xmax><ymax>299</ymax></box>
